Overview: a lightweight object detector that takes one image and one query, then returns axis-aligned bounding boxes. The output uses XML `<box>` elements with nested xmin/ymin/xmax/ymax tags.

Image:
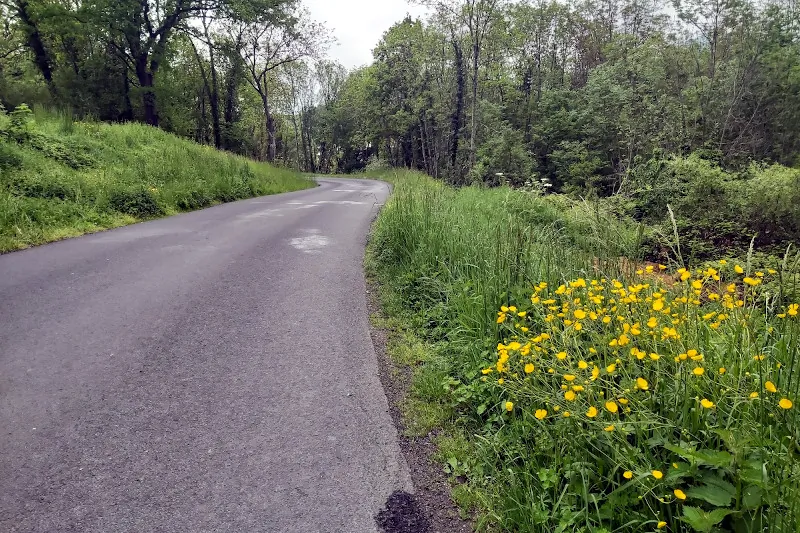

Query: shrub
<box><xmin>740</xmin><ymin>164</ymin><xmax>800</xmax><ymax>246</ymax></box>
<box><xmin>108</xmin><ymin>187</ymin><xmax>163</xmax><ymax>218</ymax></box>
<box><xmin>470</xmin><ymin>126</ymin><xmax>535</xmax><ymax>187</ymax></box>
<box><xmin>175</xmin><ymin>189</ymin><xmax>214</xmax><ymax>210</ymax></box>
<box><xmin>8</xmin><ymin>172</ymin><xmax>77</xmax><ymax>201</ymax></box>
<box><xmin>0</xmin><ymin>142</ymin><xmax>23</xmax><ymax>172</ymax></box>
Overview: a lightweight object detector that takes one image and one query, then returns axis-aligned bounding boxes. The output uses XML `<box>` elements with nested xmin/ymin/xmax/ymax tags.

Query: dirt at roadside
<box><xmin>367</xmin><ymin>281</ymin><xmax>474</xmax><ymax>533</ymax></box>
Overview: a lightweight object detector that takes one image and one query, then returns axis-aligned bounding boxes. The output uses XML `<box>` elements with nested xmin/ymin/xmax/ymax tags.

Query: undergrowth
<box><xmin>367</xmin><ymin>169</ymin><xmax>800</xmax><ymax>532</ymax></box>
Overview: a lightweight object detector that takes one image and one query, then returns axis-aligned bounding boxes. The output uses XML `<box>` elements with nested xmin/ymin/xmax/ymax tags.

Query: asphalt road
<box><xmin>0</xmin><ymin>178</ymin><xmax>412</xmax><ymax>532</ymax></box>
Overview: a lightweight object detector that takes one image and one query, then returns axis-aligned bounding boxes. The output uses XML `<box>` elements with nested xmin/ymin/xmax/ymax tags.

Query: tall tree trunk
<box><xmin>208</xmin><ymin>45</ymin><xmax>222</xmax><ymax>148</ymax></box>
<box><xmin>15</xmin><ymin>0</ymin><xmax>55</xmax><ymax>96</ymax></box>
<box><xmin>202</xmin><ymin>16</ymin><xmax>222</xmax><ymax>149</ymax></box>
<box><xmin>267</xmin><ymin>112</ymin><xmax>277</xmax><ymax>162</ymax></box>
<box><xmin>135</xmin><ymin>55</ymin><xmax>159</xmax><ymax>126</ymax></box>
<box><xmin>291</xmin><ymin>112</ymin><xmax>302</xmax><ymax>169</ymax></box>
<box><xmin>120</xmin><ymin>66</ymin><xmax>134</xmax><ymax>121</ymax></box>
<box><xmin>470</xmin><ymin>40</ymin><xmax>479</xmax><ymax>164</ymax></box>
<box><xmin>223</xmin><ymin>52</ymin><xmax>243</xmax><ymax>150</ymax></box>
<box><xmin>450</xmin><ymin>39</ymin><xmax>466</xmax><ymax>182</ymax></box>
<box><xmin>257</xmin><ymin>88</ymin><xmax>271</xmax><ymax>161</ymax></box>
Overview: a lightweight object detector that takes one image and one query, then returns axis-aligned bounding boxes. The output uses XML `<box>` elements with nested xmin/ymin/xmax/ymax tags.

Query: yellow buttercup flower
<box><xmin>743</xmin><ymin>277</ymin><xmax>761</xmax><ymax>287</ymax></box>
<box><xmin>604</xmin><ymin>425</ymin><xmax>615</xmax><ymax>432</ymax></box>
<box><xmin>735</xmin><ymin>265</ymin><xmax>745</xmax><ymax>274</ymax></box>
<box><xmin>578</xmin><ymin>360</ymin><xmax>589</xmax><ymax>370</ymax></box>
<box><xmin>779</xmin><ymin>398</ymin><xmax>793</xmax><ymax>409</ymax></box>
<box><xmin>652</xmin><ymin>470</ymin><xmax>664</xmax><ymax>479</ymax></box>
<box><xmin>557</xmin><ymin>351</ymin><xmax>568</xmax><ymax>360</ymax></box>
<box><xmin>674</xmin><ymin>489</ymin><xmax>687</xmax><ymax>500</ymax></box>
<box><xmin>636</xmin><ymin>377</ymin><xmax>649</xmax><ymax>391</ymax></box>
<box><xmin>765</xmin><ymin>381</ymin><xmax>777</xmax><ymax>393</ymax></box>
<box><xmin>700</xmin><ymin>398</ymin><xmax>715</xmax><ymax>408</ymax></box>
<box><xmin>505</xmin><ymin>401</ymin><xmax>514</xmax><ymax>412</ymax></box>
<box><xmin>564</xmin><ymin>390</ymin><xmax>576</xmax><ymax>401</ymax></box>
<box><xmin>606</xmin><ymin>364</ymin><xmax>616</xmax><ymax>373</ymax></box>
<box><xmin>750</xmin><ymin>392</ymin><xmax>759</xmax><ymax>399</ymax></box>
<box><xmin>653</xmin><ymin>299</ymin><xmax>664</xmax><ymax>311</ymax></box>
<box><xmin>623</xmin><ymin>470</ymin><xmax>633</xmax><ymax>479</ymax></box>
<box><xmin>605</xmin><ymin>401</ymin><xmax>619</xmax><ymax>414</ymax></box>
<box><xmin>535</xmin><ymin>409</ymin><xmax>547</xmax><ymax>420</ymax></box>
<box><xmin>564</xmin><ymin>374</ymin><xmax>576</xmax><ymax>382</ymax></box>
<box><xmin>524</xmin><ymin>363</ymin><xmax>535</xmax><ymax>374</ymax></box>
<box><xmin>693</xmin><ymin>367</ymin><xmax>705</xmax><ymax>376</ymax></box>
<box><xmin>657</xmin><ymin>521</ymin><xmax>667</xmax><ymax>529</ymax></box>
<box><xmin>591</xmin><ymin>366</ymin><xmax>600</xmax><ymax>381</ymax></box>
<box><xmin>587</xmin><ymin>406</ymin><xmax>598</xmax><ymax>418</ymax></box>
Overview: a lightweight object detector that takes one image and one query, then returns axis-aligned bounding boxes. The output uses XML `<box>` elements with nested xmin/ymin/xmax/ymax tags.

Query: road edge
<box><xmin>363</xmin><ymin>187</ymin><xmax>474</xmax><ymax>533</ymax></box>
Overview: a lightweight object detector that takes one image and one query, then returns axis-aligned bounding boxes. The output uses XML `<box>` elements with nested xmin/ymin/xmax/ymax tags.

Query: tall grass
<box><xmin>368</xmin><ymin>169</ymin><xmax>800</xmax><ymax>532</ymax></box>
<box><xmin>0</xmin><ymin>106</ymin><xmax>313</xmax><ymax>252</ymax></box>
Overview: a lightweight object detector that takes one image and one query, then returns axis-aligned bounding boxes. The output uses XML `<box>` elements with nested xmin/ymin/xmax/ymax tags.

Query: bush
<box><xmin>625</xmin><ymin>154</ymin><xmax>754</xmax><ymax>260</ymax></box>
<box><xmin>470</xmin><ymin>126</ymin><xmax>535</xmax><ymax>187</ymax></box>
<box><xmin>0</xmin><ymin>142</ymin><xmax>23</xmax><ymax>172</ymax></box>
<box><xmin>175</xmin><ymin>189</ymin><xmax>214</xmax><ymax>210</ymax></box>
<box><xmin>8</xmin><ymin>172</ymin><xmax>78</xmax><ymax>201</ymax></box>
<box><xmin>108</xmin><ymin>187</ymin><xmax>163</xmax><ymax>218</ymax></box>
<box><xmin>740</xmin><ymin>164</ymin><xmax>800</xmax><ymax>246</ymax></box>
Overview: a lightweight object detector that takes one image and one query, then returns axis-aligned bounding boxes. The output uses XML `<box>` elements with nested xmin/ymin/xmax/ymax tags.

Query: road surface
<box><xmin>0</xmin><ymin>178</ymin><xmax>411</xmax><ymax>532</ymax></box>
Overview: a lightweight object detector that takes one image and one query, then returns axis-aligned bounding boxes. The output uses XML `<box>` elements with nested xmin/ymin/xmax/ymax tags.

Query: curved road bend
<box><xmin>0</xmin><ymin>178</ymin><xmax>411</xmax><ymax>532</ymax></box>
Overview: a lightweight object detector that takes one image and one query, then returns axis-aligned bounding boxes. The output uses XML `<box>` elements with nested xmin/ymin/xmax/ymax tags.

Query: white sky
<box><xmin>304</xmin><ymin>0</ymin><xmax>430</xmax><ymax>69</ymax></box>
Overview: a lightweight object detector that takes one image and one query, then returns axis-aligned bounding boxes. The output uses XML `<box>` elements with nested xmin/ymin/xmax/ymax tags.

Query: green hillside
<box><xmin>0</xmin><ymin>105</ymin><xmax>313</xmax><ymax>252</ymax></box>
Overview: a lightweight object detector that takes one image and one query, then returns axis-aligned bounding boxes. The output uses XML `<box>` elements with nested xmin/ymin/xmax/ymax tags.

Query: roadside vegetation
<box><xmin>367</xmin><ymin>168</ymin><xmax>800</xmax><ymax>532</ymax></box>
<box><xmin>0</xmin><ymin>105</ymin><xmax>312</xmax><ymax>252</ymax></box>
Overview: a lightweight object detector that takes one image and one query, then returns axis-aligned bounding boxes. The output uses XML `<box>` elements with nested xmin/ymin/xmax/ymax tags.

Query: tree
<box><xmin>239</xmin><ymin>3</ymin><xmax>329</xmax><ymax>161</ymax></box>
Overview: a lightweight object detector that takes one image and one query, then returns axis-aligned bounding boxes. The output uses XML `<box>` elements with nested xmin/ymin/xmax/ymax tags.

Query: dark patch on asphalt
<box><xmin>366</xmin><ymin>273</ymin><xmax>474</xmax><ymax>532</ymax></box>
<box><xmin>376</xmin><ymin>490</ymin><xmax>430</xmax><ymax>533</ymax></box>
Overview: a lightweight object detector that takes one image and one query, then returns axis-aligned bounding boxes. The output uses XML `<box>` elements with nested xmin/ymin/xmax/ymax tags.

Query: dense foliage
<box><xmin>368</xmin><ymin>169</ymin><xmax>800</xmax><ymax>533</ymax></box>
<box><xmin>0</xmin><ymin>0</ymin><xmax>332</xmax><ymax>163</ymax></box>
<box><xmin>4</xmin><ymin>1</ymin><xmax>798</xmax><ymax>257</ymax></box>
<box><xmin>343</xmin><ymin>0</ymin><xmax>800</xmax><ymax>259</ymax></box>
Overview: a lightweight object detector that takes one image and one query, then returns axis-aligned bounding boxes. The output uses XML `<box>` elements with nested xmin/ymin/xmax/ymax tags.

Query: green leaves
<box><xmin>664</xmin><ymin>443</ymin><xmax>733</xmax><ymax>468</ymax></box>
<box><xmin>685</xmin><ymin>474</ymin><xmax>736</xmax><ymax>507</ymax></box>
<box><xmin>681</xmin><ymin>506</ymin><xmax>734</xmax><ymax>532</ymax></box>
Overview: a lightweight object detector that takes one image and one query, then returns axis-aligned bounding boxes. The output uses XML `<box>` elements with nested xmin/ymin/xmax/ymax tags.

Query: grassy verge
<box><xmin>0</xmin><ymin>105</ymin><xmax>313</xmax><ymax>252</ymax></box>
<box><xmin>367</xmin><ymin>169</ymin><xmax>800</xmax><ymax>532</ymax></box>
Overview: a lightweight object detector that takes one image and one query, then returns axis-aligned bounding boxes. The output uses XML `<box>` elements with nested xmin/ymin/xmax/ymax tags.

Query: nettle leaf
<box><xmin>742</xmin><ymin>485</ymin><xmax>764</xmax><ymax>510</ymax></box>
<box><xmin>740</xmin><ymin>459</ymin><xmax>768</xmax><ymax>485</ymax></box>
<box><xmin>665</xmin><ymin>443</ymin><xmax>733</xmax><ymax>468</ymax></box>
<box><xmin>686</xmin><ymin>474</ymin><xmax>736</xmax><ymax>507</ymax></box>
<box><xmin>681</xmin><ymin>506</ymin><xmax>734</xmax><ymax>532</ymax></box>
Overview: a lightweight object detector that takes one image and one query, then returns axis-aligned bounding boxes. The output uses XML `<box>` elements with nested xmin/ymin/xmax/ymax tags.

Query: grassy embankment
<box><xmin>0</xmin><ymin>105</ymin><xmax>313</xmax><ymax>252</ymax></box>
<box><xmin>367</xmin><ymin>169</ymin><xmax>800</xmax><ymax>532</ymax></box>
